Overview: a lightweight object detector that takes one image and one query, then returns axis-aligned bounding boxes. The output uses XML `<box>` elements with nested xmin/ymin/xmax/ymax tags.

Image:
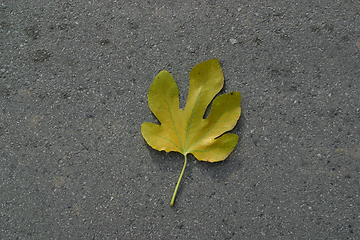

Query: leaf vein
<box><xmin>186</xmin><ymin>96</ymin><xmax>237</xmax><ymax>153</ymax></box>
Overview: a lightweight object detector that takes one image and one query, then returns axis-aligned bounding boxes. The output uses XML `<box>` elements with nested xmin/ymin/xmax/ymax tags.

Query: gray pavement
<box><xmin>1</xmin><ymin>1</ymin><xmax>360</xmax><ymax>239</ymax></box>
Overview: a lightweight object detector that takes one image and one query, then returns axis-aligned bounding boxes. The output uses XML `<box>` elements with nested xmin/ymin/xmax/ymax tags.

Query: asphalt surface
<box><xmin>1</xmin><ymin>1</ymin><xmax>360</xmax><ymax>239</ymax></box>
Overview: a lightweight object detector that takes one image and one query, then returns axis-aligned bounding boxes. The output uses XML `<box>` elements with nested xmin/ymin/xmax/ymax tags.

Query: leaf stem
<box><xmin>170</xmin><ymin>154</ymin><xmax>187</xmax><ymax>206</ymax></box>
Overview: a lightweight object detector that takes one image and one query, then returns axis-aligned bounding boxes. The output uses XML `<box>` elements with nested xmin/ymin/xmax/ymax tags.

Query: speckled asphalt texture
<box><xmin>1</xmin><ymin>1</ymin><xmax>360</xmax><ymax>239</ymax></box>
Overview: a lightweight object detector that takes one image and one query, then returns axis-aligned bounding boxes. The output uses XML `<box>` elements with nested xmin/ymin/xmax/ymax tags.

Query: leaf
<box><xmin>141</xmin><ymin>59</ymin><xmax>241</xmax><ymax>206</ymax></box>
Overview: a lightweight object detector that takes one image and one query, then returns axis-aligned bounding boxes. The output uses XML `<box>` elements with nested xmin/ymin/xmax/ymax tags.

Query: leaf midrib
<box><xmin>183</xmin><ymin>68</ymin><xmax>214</xmax><ymax>154</ymax></box>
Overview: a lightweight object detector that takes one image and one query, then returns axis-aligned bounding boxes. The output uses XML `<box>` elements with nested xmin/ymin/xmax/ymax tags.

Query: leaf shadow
<box><xmin>147</xmin><ymin>144</ymin><xmax>191</xmax><ymax>206</ymax></box>
<box><xmin>147</xmin><ymin>145</ymin><xmax>184</xmax><ymax>172</ymax></box>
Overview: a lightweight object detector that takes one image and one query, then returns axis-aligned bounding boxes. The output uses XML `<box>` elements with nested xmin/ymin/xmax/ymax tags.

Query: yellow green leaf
<box><xmin>141</xmin><ymin>59</ymin><xmax>241</xmax><ymax>206</ymax></box>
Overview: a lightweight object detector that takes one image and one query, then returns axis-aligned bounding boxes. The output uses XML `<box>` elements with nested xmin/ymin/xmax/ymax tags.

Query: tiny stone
<box><xmin>229</xmin><ymin>38</ymin><xmax>238</xmax><ymax>44</ymax></box>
